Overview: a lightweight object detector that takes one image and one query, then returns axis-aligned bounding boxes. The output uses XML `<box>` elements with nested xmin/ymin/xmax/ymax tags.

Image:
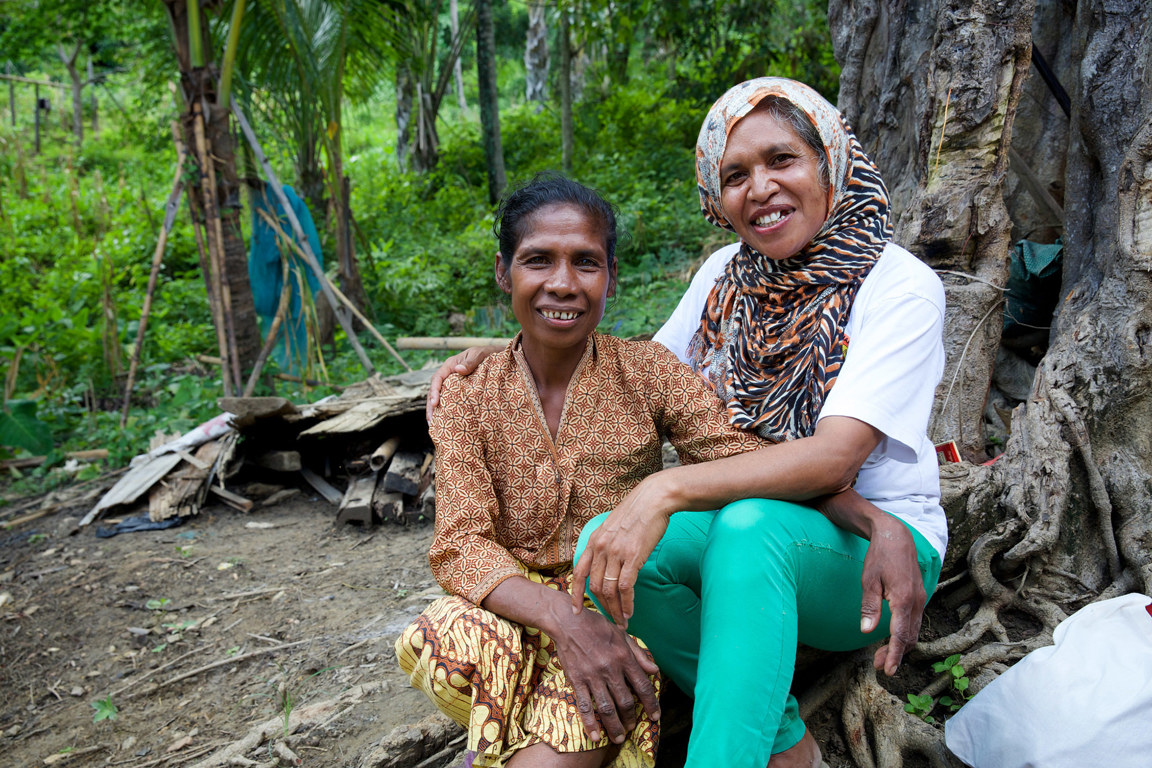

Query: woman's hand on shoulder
<box><xmin>549</xmin><ymin>604</ymin><xmax>661</xmax><ymax>745</ymax></box>
<box><xmin>425</xmin><ymin>346</ymin><xmax>503</xmax><ymax>421</ymax></box>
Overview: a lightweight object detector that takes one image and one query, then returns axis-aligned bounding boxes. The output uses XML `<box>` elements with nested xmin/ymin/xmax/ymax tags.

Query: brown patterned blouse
<box><xmin>428</xmin><ymin>332</ymin><xmax>766</xmax><ymax>604</ymax></box>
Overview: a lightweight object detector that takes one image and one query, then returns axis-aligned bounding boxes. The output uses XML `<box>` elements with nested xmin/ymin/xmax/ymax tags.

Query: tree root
<box><xmin>188</xmin><ymin>682</ymin><xmax>384</xmax><ymax>768</ymax></box>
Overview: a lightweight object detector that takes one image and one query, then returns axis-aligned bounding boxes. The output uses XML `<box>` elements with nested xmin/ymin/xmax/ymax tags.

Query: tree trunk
<box><xmin>450</xmin><ymin>0</ymin><xmax>467</xmax><ymax>110</ymax></box>
<box><xmin>57</xmin><ymin>40</ymin><xmax>83</xmax><ymax>146</ymax></box>
<box><xmin>815</xmin><ymin>0</ymin><xmax>1152</xmax><ymax>763</ymax></box>
<box><xmin>830</xmin><ymin>0</ymin><xmax>1035</xmax><ymax>461</ymax></box>
<box><xmin>525</xmin><ymin>2</ymin><xmax>549</xmax><ymax>109</ymax></box>
<box><xmin>559</xmin><ymin>10</ymin><xmax>573</xmax><ymax>175</ymax></box>
<box><xmin>87</xmin><ymin>55</ymin><xmax>98</xmax><ymax>140</ymax></box>
<box><xmin>395</xmin><ymin>67</ymin><xmax>413</xmax><ymax>172</ymax></box>
<box><xmin>164</xmin><ymin>0</ymin><xmax>262</xmax><ymax>385</ymax></box>
<box><xmin>476</xmin><ymin>0</ymin><xmax>506</xmax><ymax>205</ymax></box>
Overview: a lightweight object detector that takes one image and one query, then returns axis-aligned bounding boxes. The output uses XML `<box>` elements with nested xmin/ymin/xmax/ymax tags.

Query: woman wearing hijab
<box><xmin>428</xmin><ymin>78</ymin><xmax>947</xmax><ymax>767</ymax></box>
<box><xmin>571</xmin><ymin>78</ymin><xmax>947</xmax><ymax>767</ymax></box>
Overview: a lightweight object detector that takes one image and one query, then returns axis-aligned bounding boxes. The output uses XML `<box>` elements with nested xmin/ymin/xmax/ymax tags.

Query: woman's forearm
<box><xmin>480</xmin><ymin>575</ymin><xmax>571</xmax><ymax>636</ymax></box>
<box><xmin>641</xmin><ymin>415</ymin><xmax>884</xmax><ymax>519</ymax></box>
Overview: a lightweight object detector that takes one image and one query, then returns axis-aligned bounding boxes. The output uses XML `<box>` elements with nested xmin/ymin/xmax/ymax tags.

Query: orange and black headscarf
<box><xmin>687</xmin><ymin>78</ymin><xmax>891</xmax><ymax>442</ymax></box>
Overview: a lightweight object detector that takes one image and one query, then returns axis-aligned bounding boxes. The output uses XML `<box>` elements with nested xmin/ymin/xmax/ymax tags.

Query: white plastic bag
<box><xmin>945</xmin><ymin>592</ymin><xmax>1152</xmax><ymax>768</ymax></box>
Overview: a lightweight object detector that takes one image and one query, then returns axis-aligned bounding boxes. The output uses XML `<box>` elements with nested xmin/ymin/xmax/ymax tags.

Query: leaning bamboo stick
<box><xmin>121</xmin><ymin>124</ymin><xmax>187</xmax><ymax>427</ymax></box>
<box><xmin>191</xmin><ymin>103</ymin><xmax>235</xmax><ymax>396</ymax></box>
<box><xmin>242</xmin><ymin>267</ymin><xmax>292</xmax><ymax>397</ymax></box>
<box><xmin>230</xmin><ymin>99</ymin><xmax>404</xmax><ymax>372</ymax></box>
<box><xmin>194</xmin><ymin>106</ymin><xmax>242</xmax><ymax>393</ymax></box>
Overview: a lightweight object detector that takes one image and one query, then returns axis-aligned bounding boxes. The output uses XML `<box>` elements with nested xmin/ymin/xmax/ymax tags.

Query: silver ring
<box><xmin>602</xmin><ymin>576</ymin><xmax>619</xmax><ymax>581</ymax></box>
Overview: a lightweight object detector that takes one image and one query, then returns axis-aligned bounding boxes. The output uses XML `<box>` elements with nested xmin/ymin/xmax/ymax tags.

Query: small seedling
<box><xmin>27</xmin><ymin>533</ymin><xmax>47</xmax><ymax>545</ymax></box>
<box><xmin>91</xmin><ymin>696</ymin><xmax>118</xmax><ymax>722</ymax></box>
<box><xmin>175</xmin><ymin>545</ymin><xmax>193</xmax><ymax>557</ymax></box>
<box><xmin>145</xmin><ymin>597</ymin><xmax>171</xmax><ymax>611</ymax></box>
<box><xmin>904</xmin><ymin>692</ymin><xmax>935</xmax><ymax>723</ymax></box>
<box><xmin>932</xmin><ymin>654</ymin><xmax>971</xmax><ymax>713</ymax></box>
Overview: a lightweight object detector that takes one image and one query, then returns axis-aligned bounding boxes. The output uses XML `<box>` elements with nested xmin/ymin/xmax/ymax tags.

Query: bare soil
<box><xmin>0</xmin><ymin>491</ymin><xmax>445</xmax><ymax>768</ymax></box>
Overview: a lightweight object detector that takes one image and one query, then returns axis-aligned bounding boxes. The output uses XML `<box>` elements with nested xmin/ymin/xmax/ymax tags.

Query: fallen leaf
<box><xmin>166</xmin><ymin>735</ymin><xmax>193</xmax><ymax>753</ymax></box>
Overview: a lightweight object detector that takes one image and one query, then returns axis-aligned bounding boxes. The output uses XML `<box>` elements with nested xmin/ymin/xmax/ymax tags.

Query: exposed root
<box><xmin>188</xmin><ymin>682</ymin><xmax>384</xmax><ymax>768</ymax></box>
<box><xmin>841</xmin><ymin>658</ymin><xmax>963</xmax><ymax>768</ymax></box>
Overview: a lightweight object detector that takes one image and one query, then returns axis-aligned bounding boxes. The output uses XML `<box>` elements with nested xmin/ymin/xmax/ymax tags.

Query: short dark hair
<box><xmin>493</xmin><ymin>172</ymin><xmax>618</xmax><ymax>268</ymax></box>
<box><xmin>753</xmin><ymin>96</ymin><xmax>830</xmax><ymax>190</ymax></box>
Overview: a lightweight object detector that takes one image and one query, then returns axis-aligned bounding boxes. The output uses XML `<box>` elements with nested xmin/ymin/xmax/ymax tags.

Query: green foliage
<box><xmin>0</xmin><ymin>400</ymin><xmax>52</xmax><ymax>454</ymax></box>
<box><xmin>0</xmin><ymin>0</ymin><xmax>839</xmax><ymax>486</ymax></box>
<box><xmin>904</xmin><ymin>692</ymin><xmax>936</xmax><ymax>724</ymax></box>
<box><xmin>90</xmin><ymin>696</ymin><xmax>118</xmax><ymax>723</ymax></box>
<box><xmin>933</xmin><ymin>653</ymin><xmax>971</xmax><ymax>713</ymax></box>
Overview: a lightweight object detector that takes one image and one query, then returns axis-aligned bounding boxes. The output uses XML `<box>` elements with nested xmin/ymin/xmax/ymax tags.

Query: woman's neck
<box><xmin>518</xmin><ymin>334</ymin><xmax>592</xmax><ymax>440</ymax></box>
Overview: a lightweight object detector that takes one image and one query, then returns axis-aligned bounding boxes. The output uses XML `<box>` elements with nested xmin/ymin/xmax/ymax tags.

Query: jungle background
<box><xmin>1</xmin><ymin>0</ymin><xmax>1150</xmax><ymax>766</ymax></box>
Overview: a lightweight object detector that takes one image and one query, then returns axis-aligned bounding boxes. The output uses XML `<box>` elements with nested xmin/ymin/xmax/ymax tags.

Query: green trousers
<box><xmin>576</xmin><ymin>499</ymin><xmax>941</xmax><ymax>768</ymax></box>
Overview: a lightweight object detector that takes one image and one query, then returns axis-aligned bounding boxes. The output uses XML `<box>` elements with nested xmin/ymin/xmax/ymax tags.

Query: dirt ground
<box><xmin>0</xmin><ymin>489</ymin><xmax>451</xmax><ymax>768</ymax></box>
<box><xmin>0</xmin><ymin>468</ymin><xmax>948</xmax><ymax>768</ymax></box>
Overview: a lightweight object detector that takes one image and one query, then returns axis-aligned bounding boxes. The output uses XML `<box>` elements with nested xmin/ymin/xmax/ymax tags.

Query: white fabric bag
<box><xmin>945</xmin><ymin>592</ymin><xmax>1152</xmax><ymax>768</ymax></box>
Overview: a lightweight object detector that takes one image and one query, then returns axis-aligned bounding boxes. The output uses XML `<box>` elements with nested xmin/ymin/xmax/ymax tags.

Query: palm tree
<box><xmin>235</xmin><ymin>0</ymin><xmax>405</xmax><ymax>313</ymax></box>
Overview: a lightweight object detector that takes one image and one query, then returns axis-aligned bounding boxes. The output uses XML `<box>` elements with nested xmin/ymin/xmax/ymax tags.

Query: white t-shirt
<box><xmin>653</xmin><ymin>242</ymin><xmax>948</xmax><ymax>558</ymax></box>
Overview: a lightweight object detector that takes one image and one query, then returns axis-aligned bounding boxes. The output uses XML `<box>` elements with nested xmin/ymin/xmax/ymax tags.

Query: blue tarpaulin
<box><xmin>248</xmin><ymin>186</ymin><xmax>322</xmax><ymax>374</ymax></box>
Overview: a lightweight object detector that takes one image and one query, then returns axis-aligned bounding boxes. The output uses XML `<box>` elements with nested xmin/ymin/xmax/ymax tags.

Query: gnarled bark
<box><xmin>821</xmin><ymin>0</ymin><xmax>1152</xmax><ymax>764</ymax></box>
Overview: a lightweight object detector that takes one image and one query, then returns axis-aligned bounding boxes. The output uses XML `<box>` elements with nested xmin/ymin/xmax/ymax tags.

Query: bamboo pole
<box><xmin>120</xmin><ymin>133</ymin><xmax>188</xmax><ymax>426</ymax></box>
<box><xmin>0</xmin><ymin>73</ymin><xmax>69</xmax><ymax>89</ymax></box>
<box><xmin>230</xmin><ymin>99</ymin><xmax>398</xmax><ymax>372</ymax></box>
<box><xmin>191</xmin><ymin>104</ymin><xmax>235</xmax><ymax>397</ymax></box>
<box><xmin>396</xmin><ymin>336</ymin><xmax>512</xmax><ymax>350</ymax></box>
<box><xmin>196</xmin><ymin>114</ymin><xmax>243</xmax><ymax>392</ymax></box>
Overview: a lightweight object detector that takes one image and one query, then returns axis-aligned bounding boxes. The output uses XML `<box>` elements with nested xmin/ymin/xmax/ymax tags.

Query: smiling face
<box><xmin>495</xmin><ymin>202</ymin><xmax>617</xmax><ymax>361</ymax></box>
<box><xmin>718</xmin><ymin>106</ymin><xmax>829</xmax><ymax>261</ymax></box>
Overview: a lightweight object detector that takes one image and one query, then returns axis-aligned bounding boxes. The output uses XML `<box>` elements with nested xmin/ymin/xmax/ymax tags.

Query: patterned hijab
<box><xmin>687</xmin><ymin>77</ymin><xmax>891</xmax><ymax>442</ymax></box>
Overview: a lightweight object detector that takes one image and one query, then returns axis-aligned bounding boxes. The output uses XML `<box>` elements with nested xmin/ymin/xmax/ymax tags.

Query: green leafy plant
<box><xmin>933</xmin><ymin>653</ymin><xmax>971</xmax><ymax>713</ymax></box>
<box><xmin>0</xmin><ymin>400</ymin><xmax>52</xmax><ymax>455</ymax></box>
<box><xmin>145</xmin><ymin>597</ymin><xmax>171</xmax><ymax>611</ymax></box>
<box><xmin>904</xmin><ymin>692</ymin><xmax>936</xmax><ymax>723</ymax></box>
<box><xmin>91</xmin><ymin>696</ymin><xmax>118</xmax><ymax>722</ymax></box>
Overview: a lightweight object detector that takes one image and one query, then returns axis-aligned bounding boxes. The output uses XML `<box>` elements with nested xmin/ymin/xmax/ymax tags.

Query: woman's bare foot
<box><xmin>767</xmin><ymin>728</ymin><xmax>822</xmax><ymax>768</ymax></box>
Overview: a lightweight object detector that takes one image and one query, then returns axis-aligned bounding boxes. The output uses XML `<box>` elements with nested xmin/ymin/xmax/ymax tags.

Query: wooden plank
<box><xmin>217</xmin><ymin>396</ymin><xmax>299</xmax><ymax>424</ymax></box>
<box><xmin>418</xmin><ymin>482</ymin><xmax>435</xmax><ymax>521</ymax></box>
<box><xmin>149</xmin><ymin>440</ymin><xmax>223</xmax><ymax>521</ymax></box>
<box><xmin>372</xmin><ymin>491</ymin><xmax>405</xmax><ymax>525</ymax></box>
<box><xmin>255</xmin><ymin>451</ymin><xmax>302</xmax><ymax>473</ymax></box>
<box><xmin>81</xmin><ymin>453</ymin><xmax>184</xmax><ymax>526</ymax></box>
<box><xmin>209</xmin><ymin>485</ymin><xmax>254</xmax><ymax>512</ymax></box>
<box><xmin>383</xmin><ymin>452</ymin><xmax>423</xmax><ymax>496</ymax></box>
<box><xmin>300</xmin><ymin>467</ymin><xmax>342</xmax><ymax>505</ymax></box>
<box><xmin>337</xmin><ymin>472</ymin><xmax>379</xmax><ymax>526</ymax></box>
<box><xmin>396</xmin><ymin>336</ymin><xmax>512</xmax><ymax>351</ymax></box>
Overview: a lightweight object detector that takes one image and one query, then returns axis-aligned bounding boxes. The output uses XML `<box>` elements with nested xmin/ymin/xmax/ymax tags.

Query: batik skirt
<box><xmin>394</xmin><ymin>568</ymin><xmax>660</xmax><ymax>768</ymax></box>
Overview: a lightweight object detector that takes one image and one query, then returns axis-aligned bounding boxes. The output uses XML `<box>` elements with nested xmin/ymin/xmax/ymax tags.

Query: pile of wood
<box><xmin>84</xmin><ymin>368</ymin><xmax>437</xmax><ymax>529</ymax></box>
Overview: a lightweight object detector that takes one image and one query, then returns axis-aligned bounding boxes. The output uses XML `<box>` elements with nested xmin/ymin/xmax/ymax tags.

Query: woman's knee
<box><xmin>708</xmin><ymin>498</ymin><xmax>811</xmax><ymax>554</ymax></box>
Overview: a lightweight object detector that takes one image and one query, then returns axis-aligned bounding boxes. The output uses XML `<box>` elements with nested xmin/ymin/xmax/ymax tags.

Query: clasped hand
<box><xmin>552</xmin><ymin>604</ymin><xmax>661</xmax><ymax>744</ymax></box>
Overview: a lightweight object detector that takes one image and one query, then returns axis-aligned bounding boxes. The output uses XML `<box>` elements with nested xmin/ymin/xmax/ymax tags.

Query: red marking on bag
<box><xmin>1145</xmin><ymin>601</ymin><xmax>1152</xmax><ymax>620</ymax></box>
